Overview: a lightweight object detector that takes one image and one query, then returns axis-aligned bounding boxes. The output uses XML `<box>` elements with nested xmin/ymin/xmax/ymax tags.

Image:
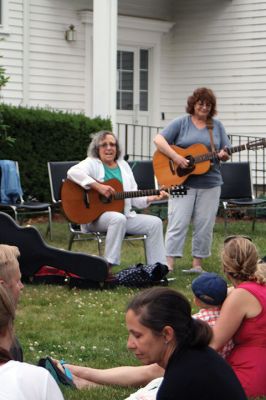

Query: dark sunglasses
<box><xmin>224</xmin><ymin>235</ymin><xmax>252</xmax><ymax>245</ymax></box>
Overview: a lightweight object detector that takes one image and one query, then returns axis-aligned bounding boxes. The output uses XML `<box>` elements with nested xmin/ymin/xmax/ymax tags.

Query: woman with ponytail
<box><xmin>0</xmin><ymin>284</ymin><xmax>64</xmax><ymax>400</ymax></box>
<box><xmin>210</xmin><ymin>236</ymin><xmax>266</xmax><ymax>398</ymax></box>
<box><xmin>126</xmin><ymin>287</ymin><xmax>246</xmax><ymax>400</ymax></box>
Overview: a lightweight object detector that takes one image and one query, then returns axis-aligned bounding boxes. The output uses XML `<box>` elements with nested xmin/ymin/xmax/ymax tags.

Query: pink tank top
<box><xmin>233</xmin><ymin>281</ymin><xmax>266</xmax><ymax>346</ymax></box>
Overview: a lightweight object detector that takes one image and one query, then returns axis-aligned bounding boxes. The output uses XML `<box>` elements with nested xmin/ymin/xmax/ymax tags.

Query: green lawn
<box><xmin>16</xmin><ymin>216</ymin><xmax>266</xmax><ymax>400</ymax></box>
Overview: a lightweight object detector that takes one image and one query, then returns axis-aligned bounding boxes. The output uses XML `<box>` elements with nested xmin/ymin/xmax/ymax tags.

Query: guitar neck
<box><xmin>194</xmin><ymin>142</ymin><xmax>258</xmax><ymax>164</ymax></box>
<box><xmin>114</xmin><ymin>188</ymin><xmax>162</xmax><ymax>200</ymax></box>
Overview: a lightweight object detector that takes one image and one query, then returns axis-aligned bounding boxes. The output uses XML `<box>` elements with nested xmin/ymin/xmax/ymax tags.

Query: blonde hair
<box><xmin>222</xmin><ymin>237</ymin><xmax>263</xmax><ymax>283</ymax></box>
<box><xmin>0</xmin><ymin>245</ymin><xmax>20</xmax><ymax>282</ymax></box>
<box><xmin>255</xmin><ymin>262</ymin><xmax>266</xmax><ymax>284</ymax></box>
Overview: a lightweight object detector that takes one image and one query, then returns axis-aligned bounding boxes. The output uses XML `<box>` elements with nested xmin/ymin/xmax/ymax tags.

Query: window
<box><xmin>116</xmin><ymin>50</ymin><xmax>134</xmax><ymax>110</ymax></box>
<box><xmin>116</xmin><ymin>49</ymin><xmax>149</xmax><ymax>111</ymax></box>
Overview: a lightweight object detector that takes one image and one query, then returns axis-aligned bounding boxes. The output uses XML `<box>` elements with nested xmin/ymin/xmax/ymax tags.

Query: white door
<box><xmin>116</xmin><ymin>47</ymin><xmax>150</xmax><ymax>126</ymax></box>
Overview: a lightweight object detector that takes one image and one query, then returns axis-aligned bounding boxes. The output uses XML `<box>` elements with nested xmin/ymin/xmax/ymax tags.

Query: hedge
<box><xmin>0</xmin><ymin>104</ymin><xmax>112</xmax><ymax>202</ymax></box>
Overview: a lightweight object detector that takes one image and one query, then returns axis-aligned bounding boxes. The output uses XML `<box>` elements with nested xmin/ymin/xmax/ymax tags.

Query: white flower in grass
<box><xmin>34</xmin><ymin>341</ymin><xmax>39</xmax><ymax>346</ymax></box>
<box><xmin>80</xmin><ymin>346</ymin><xmax>86</xmax><ymax>351</ymax></box>
<box><xmin>29</xmin><ymin>346</ymin><xmax>34</xmax><ymax>351</ymax></box>
<box><xmin>92</xmin><ymin>346</ymin><xmax>97</xmax><ymax>350</ymax></box>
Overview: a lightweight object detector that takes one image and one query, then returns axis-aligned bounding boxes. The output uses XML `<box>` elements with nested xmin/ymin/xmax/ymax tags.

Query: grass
<box><xmin>16</xmin><ymin>215</ymin><xmax>266</xmax><ymax>400</ymax></box>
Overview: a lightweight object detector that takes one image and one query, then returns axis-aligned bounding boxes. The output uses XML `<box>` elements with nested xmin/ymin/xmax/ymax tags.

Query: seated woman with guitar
<box><xmin>67</xmin><ymin>130</ymin><xmax>168</xmax><ymax>276</ymax></box>
<box><xmin>154</xmin><ymin>87</ymin><xmax>230</xmax><ymax>273</ymax></box>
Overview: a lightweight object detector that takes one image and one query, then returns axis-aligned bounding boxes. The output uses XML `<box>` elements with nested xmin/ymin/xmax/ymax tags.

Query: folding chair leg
<box><xmin>143</xmin><ymin>238</ymin><xmax>147</xmax><ymax>264</ymax></box>
<box><xmin>252</xmin><ymin>209</ymin><xmax>257</xmax><ymax>232</ymax></box>
<box><xmin>68</xmin><ymin>232</ymin><xmax>75</xmax><ymax>251</ymax></box>
<box><xmin>45</xmin><ymin>207</ymin><xmax>53</xmax><ymax>241</ymax></box>
<box><xmin>96</xmin><ymin>234</ymin><xmax>103</xmax><ymax>257</ymax></box>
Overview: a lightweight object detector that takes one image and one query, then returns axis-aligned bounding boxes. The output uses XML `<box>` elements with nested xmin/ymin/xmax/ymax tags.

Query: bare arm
<box><xmin>153</xmin><ymin>134</ymin><xmax>189</xmax><ymax>168</ymax></box>
<box><xmin>65</xmin><ymin>363</ymin><xmax>164</xmax><ymax>388</ymax></box>
<box><xmin>210</xmin><ymin>288</ymin><xmax>261</xmax><ymax>351</ymax></box>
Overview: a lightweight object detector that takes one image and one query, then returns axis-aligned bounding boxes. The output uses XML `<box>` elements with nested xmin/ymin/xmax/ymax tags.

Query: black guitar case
<box><xmin>0</xmin><ymin>212</ymin><xmax>108</xmax><ymax>283</ymax></box>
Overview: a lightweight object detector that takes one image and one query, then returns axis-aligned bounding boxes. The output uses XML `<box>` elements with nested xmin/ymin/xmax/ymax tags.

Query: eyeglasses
<box><xmin>197</xmin><ymin>101</ymin><xmax>212</xmax><ymax>109</ymax></box>
<box><xmin>224</xmin><ymin>235</ymin><xmax>252</xmax><ymax>245</ymax></box>
<box><xmin>98</xmin><ymin>142</ymin><xmax>117</xmax><ymax>149</ymax></box>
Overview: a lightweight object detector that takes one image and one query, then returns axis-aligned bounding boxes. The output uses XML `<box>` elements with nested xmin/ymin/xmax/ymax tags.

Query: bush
<box><xmin>0</xmin><ymin>104</ymin><xmax>112</xmax><ymax>201</ymax></box>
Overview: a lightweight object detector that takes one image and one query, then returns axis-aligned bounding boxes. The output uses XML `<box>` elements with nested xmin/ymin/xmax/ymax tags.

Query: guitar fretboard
<box><xmin>194</xmin><ymin>140</ymin><xmax>265</xmax><ymax>164</ymax></box>
<box><xmin>114</xmin><ymin>189</ymin><xmax>161</xmax><ymax>200</ymax></box>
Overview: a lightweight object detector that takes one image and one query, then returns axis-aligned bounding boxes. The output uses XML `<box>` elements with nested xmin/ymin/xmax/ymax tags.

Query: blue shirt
<box><xmin>160</xmin><ymin>115</ymin><xmax>231</xmax><ymax>188</ymax></box>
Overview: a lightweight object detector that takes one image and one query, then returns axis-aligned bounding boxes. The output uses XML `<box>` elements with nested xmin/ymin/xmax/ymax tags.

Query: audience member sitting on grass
<box><xmin>210</xmin><ymin>236</ymin><xmax>266</xmax><ymax>398</ymax></box>
<box><xmin>0</xmin><ymin>244</ymin><xmax>24</xmax><ymax>361</ymax></box>
<box><xmin>0</xmin><ymin>282</ymin><xmax>64</xmax><ymax>399</ymax></box>
<box><xmin>124</xmin><ymin>287</ymin><xmax>246</xmax><ymax>400</ymax></box>
<box><xmin>50</xmin><ymin>237</ymin><xmax>266</xmax><ymax>399</ymax></box>
<box><xmin>191</xmin><ymin>272</ymin><xmax>234</xmax><ymax>358</ymax></box>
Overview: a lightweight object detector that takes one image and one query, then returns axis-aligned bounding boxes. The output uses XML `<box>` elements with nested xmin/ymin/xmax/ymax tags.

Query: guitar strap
<box><xmin>206</xmin><ymin>119</ymin><xmax>216</xmax><ymax>166</ymax></box>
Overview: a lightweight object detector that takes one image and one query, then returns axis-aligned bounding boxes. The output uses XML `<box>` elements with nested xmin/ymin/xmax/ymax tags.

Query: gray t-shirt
<box><xmin>160</xmin><ymin>115</ymin><xmax>231</xmax><ymax>188</ymax></box>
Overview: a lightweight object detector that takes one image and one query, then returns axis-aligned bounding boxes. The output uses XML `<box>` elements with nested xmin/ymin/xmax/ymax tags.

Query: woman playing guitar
<box><xmin>154</xmin><ymin>87</ymin><xmax>230</xmax><ymax>273</ymax></box>
<box><xmin>67</xmin><ymin>130</ymin><xmax>168</xmax><ymax>278</ymax></box>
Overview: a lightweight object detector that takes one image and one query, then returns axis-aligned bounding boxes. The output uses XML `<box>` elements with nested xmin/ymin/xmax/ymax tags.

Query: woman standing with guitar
<box><xmin>154</xmin><ymin>88</ymin><xmax>230</xmax><ymax>273</ymax></box>
<box><xmin>67</xmin><ymin>130</ymin><xmax>168</xmax><ymax>276</ymax></box>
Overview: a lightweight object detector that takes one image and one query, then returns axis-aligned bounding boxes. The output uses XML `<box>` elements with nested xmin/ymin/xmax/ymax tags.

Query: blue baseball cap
<box><xmin>191</xmin><ymin>272</ymin><xmax>227</xmax><ymax>306</ymax></box>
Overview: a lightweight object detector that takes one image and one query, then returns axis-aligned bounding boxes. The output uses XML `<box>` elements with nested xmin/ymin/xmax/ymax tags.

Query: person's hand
<box><xmin>91</xmin><ymin>182</ymin><xmax>115</xmax><ymax>198</ymax></box>
<box><xmin>147</xmin><ymin>190</ymin><xmax>169</xmax><ymax>204</ymax></box>
<box><xmin>217</xmin><ymin>148</ymin><xmax>230</xmax><ymax>162</ymax></box>
<box><xmin>173</xmin><ymin>154</ymin><xmax>189</xmax><ymax>169</ymax></box>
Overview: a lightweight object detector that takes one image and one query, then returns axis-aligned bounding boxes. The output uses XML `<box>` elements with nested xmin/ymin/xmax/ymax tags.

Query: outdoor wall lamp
<box><xmin>65</xmin><ymin>25</ymin><xmax>76</xmax><ymax>42</ymax></box>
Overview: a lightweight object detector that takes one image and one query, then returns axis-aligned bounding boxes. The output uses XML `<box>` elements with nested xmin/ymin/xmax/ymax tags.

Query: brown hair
<box><xmin>87</xmin><ymin>130</ymin><xmax>121</xmax><ymax>160</ymax></box>
<box><xmin>0</xmin><ymin>284</ymin><xmax>15</xmax><ymax>363</ymax></box>
<box><xmin>127</xmin><ymin>287</ymin><xmax>212</xmax><ymax>350</ymax></box>
<box><xmin>222</xmin><ymin>237</ymin><xmax>264</xmax><ymax>283</ymax></box>
<box><xmin>0</xmin><ymin>245</ymin><xmax>20</xmax><ymax>282</ymax></box>
<box><xmin>186</xmin><ymin>87</ymin><xmax>217</xmax><ymax>117</ymax></box>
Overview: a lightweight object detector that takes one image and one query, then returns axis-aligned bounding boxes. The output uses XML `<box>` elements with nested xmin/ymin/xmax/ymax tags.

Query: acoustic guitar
<box><xmin>61</xmin><ymin>178</ymin><xmax>187</xmax><ymax>224</ymax></box>
<box><xmin>0</xmin><ymin>212</ymin><xmax>108</xmax><ymax>282</ymax></box>
<box><xmin>153</xmin><ymin>138</ymin><xmax>266</xmax><ymax>186</ymax></box>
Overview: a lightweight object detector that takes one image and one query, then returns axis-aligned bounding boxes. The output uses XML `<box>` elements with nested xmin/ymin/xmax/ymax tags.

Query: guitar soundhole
<box><xmin>176</xmin><ymin>155</ymin><xmax>195</xmax><ymax>177</ymax></box>
<box><xmin>99</xmin><ymin>195</ymin><xmax>112</xmax><ymax>204</ymax></box>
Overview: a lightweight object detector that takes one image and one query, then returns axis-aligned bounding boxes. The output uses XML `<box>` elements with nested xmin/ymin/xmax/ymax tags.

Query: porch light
<box><xmin>65</xmin><ymin>25</ymin><xmax>76</xmax><ymax>42</ymax></box>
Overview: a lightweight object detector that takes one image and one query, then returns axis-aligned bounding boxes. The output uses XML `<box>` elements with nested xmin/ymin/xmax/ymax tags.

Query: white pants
<box><xmin>82</xmin><ymin>212</ymin><xmax>167</xmax><ymax>266</ymax></box>
<box><xmin>165</xmin><ymin>186</ymin><xmax>221</xmax><ymax>259</ymax></box>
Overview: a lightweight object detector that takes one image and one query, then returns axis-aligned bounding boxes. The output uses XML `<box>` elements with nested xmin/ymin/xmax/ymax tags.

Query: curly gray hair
<box><xmin>87</xmin><ymin>131</ymin><xmax>121</xmax><ymax>160</ymax></box>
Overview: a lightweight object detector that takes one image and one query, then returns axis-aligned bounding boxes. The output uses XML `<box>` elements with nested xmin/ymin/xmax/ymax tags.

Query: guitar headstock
<box><xmin>247</xmin><ymin>138</ymin><xmax>266</xmax><ymax>150</ymax></box>
<box><xmin>169</xmin><ymin>185</ymin><xmax>188</xmax><ymax>197</ymax></box>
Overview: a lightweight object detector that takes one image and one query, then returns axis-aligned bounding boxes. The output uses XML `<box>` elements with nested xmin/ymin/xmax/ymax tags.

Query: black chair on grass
<box><xmin>0</xmin><ymin>160</ymin><xmax>52</xmax><ymax>239</ymax></box>
<box><xmin>47</xmin><ymin>161</ymin><xmax>147</xmax><ymax>260</ymax></box>
<box><xmin>220</xmin><ymin>161</ymin><xmax>266</xmax><ymax>231</ymax></box>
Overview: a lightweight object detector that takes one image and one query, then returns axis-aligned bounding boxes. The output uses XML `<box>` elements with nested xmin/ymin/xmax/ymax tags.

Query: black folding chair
<box><xmin>0</xmin><ymin>160</ymin><xmax>52</xmax><ymax>239</ymax></box>
<box><xmin>220</xmin><ymin>161</ymin><xmax>266</xmax><ymax>231</ymax></box>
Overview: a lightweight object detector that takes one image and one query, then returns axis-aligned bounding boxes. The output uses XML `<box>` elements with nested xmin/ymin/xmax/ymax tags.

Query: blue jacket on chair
<box><xmin>0</xmin><ymin>160</ymin><xmax>23</xmax><ymax>204</ymax></box>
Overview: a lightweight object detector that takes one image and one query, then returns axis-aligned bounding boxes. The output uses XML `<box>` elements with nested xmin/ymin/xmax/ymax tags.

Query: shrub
<box><xmin>0</xmin><ymin>105</ymin><xmax>112</xmax><ymax>201</ymax></box>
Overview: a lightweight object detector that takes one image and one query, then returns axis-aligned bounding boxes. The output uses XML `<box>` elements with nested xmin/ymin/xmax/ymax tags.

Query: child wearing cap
<box><xmin>192</xmin><ymin>272</ymin><xmax>234</xmax><ymax>359</ymax></box>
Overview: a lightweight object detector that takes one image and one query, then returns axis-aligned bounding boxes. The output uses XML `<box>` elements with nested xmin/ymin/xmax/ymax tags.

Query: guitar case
<box><xmin>0</xmin><ymin>212</ymin><xmax>108</xmax><ymax>284</ymax></box>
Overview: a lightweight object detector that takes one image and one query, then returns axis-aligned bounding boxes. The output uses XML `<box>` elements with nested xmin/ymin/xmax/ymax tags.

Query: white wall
<box><xmin>160</xmin><ymin>0</ymin><xmax>266</xmax><ymax>141</ymax></box>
